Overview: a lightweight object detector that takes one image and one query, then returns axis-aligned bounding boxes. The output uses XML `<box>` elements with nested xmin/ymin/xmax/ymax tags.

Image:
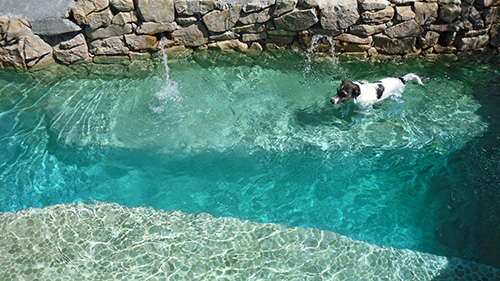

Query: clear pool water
<box><xmin>1</xmin><ymin>52</ymin><xmax>499</xmax><ymax>266</ymax></box>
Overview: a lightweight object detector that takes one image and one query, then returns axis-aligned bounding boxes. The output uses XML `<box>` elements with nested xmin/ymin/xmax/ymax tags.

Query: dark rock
<box><xmin>384</xmin><ymin>20</ymin><xmax>423</xmax><ymax>38</ymax></box>
<box><xmin>455</xmin><ymin>34</ymin><xmax>489</xmax><ymax>50</ymax></box>
<box><xmin>274</xmin><ymin>8</ymin><xmax>318</xmax><ymax>31</ymax></box>
<box><xmin>373</xmin><ymin>34</ymin><xmax>416</xmax><ymax>54</ymax></box>
<box><xmin>418</xmin><ymin>31</ymin><xmax>440</xmax><ymax>49</ymax></box>
<box><xmin>439</xmin><ymin>4</ymin><xmax>461</xmax><ymax>23</ymax></box>
<box><xmin>361</xmin><ymin>7</ymin><xmax>394</xmax><ymax>24</ymax></box>
<box><xmin>30</xmin><ymin>18</ymin><xmax>82</xmax><ymax>35</ymax></box>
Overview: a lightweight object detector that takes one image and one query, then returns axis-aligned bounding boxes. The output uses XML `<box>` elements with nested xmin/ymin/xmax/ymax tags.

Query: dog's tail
<box><xmin>400</xmin><ymin>73</ymin><xmax>424</xmax><ymax>85</ymax></box>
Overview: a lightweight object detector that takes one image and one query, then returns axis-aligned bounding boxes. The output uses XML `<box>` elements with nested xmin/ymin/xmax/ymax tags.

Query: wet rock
<box><xmin>490</xmin><ymin>23</ymin><xmax>500</xmax><ymax>47</ymax></box>
<box><xmin>174</xmin><ymin>0</ymin><xmax>216</xmax><ymax>16</ymax></box>
<box><xmin>384</xmin><ymin>20</ymin><xmax>423</xmax><ymax>38</ymax></box>
<box><xmin>274</xmin><ymin>0</ymin><xmax>297</xmax><ymax>17</ymax></box>
<box><xmin>110</xmin><ymin>0</ymin><xmax>134</xmax><ymax>11</ymax></box>
<box><xmin>483</xmin><ymin>7</ymin><xmax>500</xmax><ymax>26</ymax></box>
<box><xmin>267</xmin><ymin>29</ymin><xmax>296</xmax><ymax>44</ymax></box>
<box><xmin>418</xmin><ymin>31</ymin><xmax>440</xmax><ymax>49</ymax></box>
<box><xmin>124</xmin><ymin>34</ymin><xmax>158</xmax><ymax>51</ymax></box>
<box><xmin>171</xmin><ymin>22</ymin><xmax>208</xmax><ymax>46</ymax></box>
<box><xmin>360</xmin><ymin>0</ymin><xmax>390</xmax><ymax>11</ymax></box>
<box><xmin>86</xmin><ymin>23</ymin><xmax>133</xmax><ymax>40</ymax></box>
<box><xmin>273</xmin><ymin>8</ymin><xmax>318</xmax><ymax>31</ymax></box>
<box><xmin>361</xmin><ymin>7</ymin><xmax>394</xmax><ymax>24</ymax></box>
<box><xmin>469</xmin><ymin>7</ymin><xmax>484</xmax><ymax>29</ymax></box>
<box><xmin>207</xmin><ymin>39</ymin><xmax>248</xmax><ymax>51</ymax></box>
<box><xmin>373</xmin><ymin>34</ymin><xmax>416</xmax><ymax>54</ymax></box>
<box><xmin>233</xmin><ymin>23</ymin><xmax>266</xmax><ymax>34</ymax></box>
<box><xmin>136</xmin><ymin>22</ymin><xmax>177</xmax><ymax>35</ymax></box>
<box><xmin>414</xmin><ymin>2</ymin><xmax>438</xmax><ymax>25</ymax></box>
<box><xmin>455</xmin><ymin>34</ymin><xmax>489</xmax><ymax>50</ymax></box>
<box><xmin>136</xmin><ymin>0</ymin><xmax>175</xmax><ymax>23</ymax></box>
<box><xmin>247</xmin><ymin>42</ymin><xmax>263</xmax><ymax>56</ymax></box>
<box><xmin>319</xmin><ymin>0</ymin><xmax>359</xmax><ymax>31</ymax></box>
<box><xmin>202</xmin><ymin>4</ymin><xmax>241</xmax><ymax>33</ymax></box>
<box><xmin>349</xmin><ymin>23</ymin><xmax>387</xmax><ymax>36</ymax></box>
<box><xmin>439</xmin><ymin>4</ymin><xmax>461</xmax><ymax>23</ymax></box>
<box><xmin>240</xmin><ymin>8</ymin><xmax>272</xmax><ymax>25</ymax></box>
<box><xmin>335</xmin><ymin>33</ymin><xmax>373</xmax><ymax>44</ymax></box>
<box><xmin>395</xmin><ymin>6</ymin><xmax>415</xmax><ymax>21</ymax></box>
<box><xmin>53</xmin><ymin>33</ymin><xmax>89</xmax><ymax>63</ymax></box>
<box><xmin>241</xmin><ymin>32</ymin><xmax>266</xmax><ymax>42</ymax></box>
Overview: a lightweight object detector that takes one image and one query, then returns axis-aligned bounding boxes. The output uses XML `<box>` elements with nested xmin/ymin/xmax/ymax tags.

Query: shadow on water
<box><xmin>429</xmin><ymin>55</ymin><xmax>500</xmax><ymax>275</ymax></box>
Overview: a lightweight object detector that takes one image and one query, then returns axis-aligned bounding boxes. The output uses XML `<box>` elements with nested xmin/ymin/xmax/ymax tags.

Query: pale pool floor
<box><xmin>1</xmin><ymin>202</ymin><xmax>498</xmax><ymax>280</ymax></box>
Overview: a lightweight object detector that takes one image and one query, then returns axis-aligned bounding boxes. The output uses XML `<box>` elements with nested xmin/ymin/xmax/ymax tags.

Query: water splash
<box><xmin>152</xmin><ymin>38</ymin><xmax>182</xmax><ymax>113</ymax></box>
<box><xmin>304</xmin><ymin>34</ymin><xmax>338</xmax><ymax>74</ymax></box>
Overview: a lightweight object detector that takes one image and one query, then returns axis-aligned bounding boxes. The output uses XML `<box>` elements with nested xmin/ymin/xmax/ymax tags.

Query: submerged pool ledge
<box><xmin>0</xmin><ymin>202</ymin><xmax>498</xmax><ymax>280</ymax></box>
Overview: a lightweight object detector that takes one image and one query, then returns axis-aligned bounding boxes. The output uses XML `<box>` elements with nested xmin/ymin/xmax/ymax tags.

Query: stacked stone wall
<box><xmin>1</xmin><ymin>0</ymin><xmax>500</xmax><ymax>69</ymax></box>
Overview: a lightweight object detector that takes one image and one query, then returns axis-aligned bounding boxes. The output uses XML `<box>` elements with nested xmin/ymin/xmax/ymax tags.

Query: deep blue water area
<box><xmin>0</xmin><ymin>53</ymin><xmax>499</xmax><ymax>267</ymax></box>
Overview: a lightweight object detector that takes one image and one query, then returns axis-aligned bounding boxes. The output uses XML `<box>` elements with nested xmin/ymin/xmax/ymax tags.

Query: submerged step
<box><xmin>1</xmin><ymin>201</ymin><xmax>498</xmax><ymax>280</ymax></box>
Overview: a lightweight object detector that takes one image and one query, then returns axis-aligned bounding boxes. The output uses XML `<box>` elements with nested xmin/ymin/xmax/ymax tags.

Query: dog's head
<box><xmin>331</xmin><ymin>80</ymin><xmax>361</xmax><ymax>105</ymax></box>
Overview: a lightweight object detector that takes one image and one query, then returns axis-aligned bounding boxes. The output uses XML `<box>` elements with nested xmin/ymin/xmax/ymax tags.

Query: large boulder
<box><xmin>349</xmin><ymin>23</ymin><xmax>387</xmax><ymax>36</ymax></box>
<box><xmin>273</xmin><ymin>8</ymin><xmax>318</xmax><ymax>31</ymax></box>
<box><xmin>274</xmin><ymin>0</ymin><xmax>297</xmax><ymax>17</ymax></box>
<box><xmin>30</xmin><ymin>18</ymin><xmax>82</xmax><ymax>35</ymax></box>
<box><xmin>384</xmin><ymin>20</ymin><xmax>423</xmax><ymax>38</ymax></box>
<box><xmin>239</xmin><ymin>7</ymin><xmax>272</xmax><ymax>25</ymax></box>
<box><xmin>319</xmin><ymin>0</ymin><xmax>359</xmax><ymax>31</ymax></box>
<box><xmin>360</xmin><ymin>0</ymin><xmax>390</xmax><ymax>11</ymax></box>
<box><xmin>124</xmin><ymin>34</ymin><xmax>158</xmax><ymax>51</ymax></box>
<box><xmin>136</xmin><ymin>0</ymin><xmax>175</xmax><ymax>22</ymax></box>
<box><xmin>53</xmin><ymin>33</ymin><xmax>89</xmax><ymax>63</ymax></box>
<box><xmin>23</xmin><ymin>35</ymin><xmax>53</xmax><ymax>66</ymax></box>
<box><xmin>110</xmin><ymin>0</ymin><xmax>134</xmax><ymax>11</ymax></box>
<box><xmin>361</xmin><ymin>7</ymin><xmax>394</xmax><ymax>24</ymax></box>
<box><xmin>89</xmin><ymin>35</ymin><xmax>130</xmax><ymax>55</ymax></box>
<box><xmin>0</xmin><ymin>41</ymin><xmax>26</xmax><ymax>69</ymax></box>
<box><xmin>175</xmin><ymin>0</ymin><xmax>216</xmax><ymax>16</ymax></box>
<box><xmin>202</xmin><ymin>4</ymin><xmax>241</xmax><ymax>33</ymax></box>
<box><xmin>136</xmin><ymin>22</ymin><xmax>177</xmax><ymax>35</ymax></box>
<box><xmin>439</xmin><ymin>4</ymin><xmax>461</xmax><ymax>23</ymax></box>
<box><xmin>171</xmin><ymin>22</ymin><xmax>208</xmax><ymax>46</ymax></box>
<box><xmin>455</xmin><ymin>34</ymin><xmax>489</xmax><ymax>51</ymax></box>
<box><xmin>414</xmin><ymin>2</ymin><xmax>438</xmax><ymax>25</ymax></box>
<box><xmin>490</xmin><ymin>23</ymin><xmax>500</xmax><ymax>47</ymax></box>
<box><xmin>373</xmin><ymin>34</ymin><xmax>416</xmax><ymax>54</ymax></box>
<box><xmin>86</xmin><ymin>23</ymin><xmax>133</xmax><ymax>40</ymax></box>
<box><xmin>72</xmin><ymin>0</ymin><xmax>110</xmax><ymax>26</ymax></box>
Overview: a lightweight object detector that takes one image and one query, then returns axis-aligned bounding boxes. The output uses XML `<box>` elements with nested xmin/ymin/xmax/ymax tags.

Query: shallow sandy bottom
<box><xmin>0</xmin><ymin>201</ymin><xmax>498</xmax><ymax>280</ymax></box>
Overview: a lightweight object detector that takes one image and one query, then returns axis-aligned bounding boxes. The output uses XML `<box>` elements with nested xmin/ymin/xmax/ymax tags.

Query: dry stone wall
<box><xmin>1</xmin><ymin>0</ymin><xmax>500</xmax><ymax>69</ymax></box>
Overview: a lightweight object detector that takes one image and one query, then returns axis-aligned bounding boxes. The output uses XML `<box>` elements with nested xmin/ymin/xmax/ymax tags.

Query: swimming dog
<box><xmin>330</xmin><ymin>73</ymin><xmax>423</xmax><ymax>109</ymax></box>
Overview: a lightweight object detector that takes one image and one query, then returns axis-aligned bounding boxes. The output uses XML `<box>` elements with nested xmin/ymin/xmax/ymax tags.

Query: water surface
<box><xmin>1</xmin><ymin>52</ymin><xmax>499</xmax><ymax>266</ymax></box>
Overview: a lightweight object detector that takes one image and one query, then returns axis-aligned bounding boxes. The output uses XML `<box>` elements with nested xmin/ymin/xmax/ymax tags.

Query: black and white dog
<box><xmin>330</xmin><ymin>73</ymin><xmax>423</xmax><ymax>109</ymax></box>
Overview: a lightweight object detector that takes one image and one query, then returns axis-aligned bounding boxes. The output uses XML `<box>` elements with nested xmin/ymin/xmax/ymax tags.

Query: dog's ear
<box><xmin>353</xmin><ymin>84</ymin><xmax>361</xmax><ymax>97</ymax></box>
<box><xmin>341</xmin><ymin>80</ymin><xmax>349</xmax><ymax>84</ymax></box>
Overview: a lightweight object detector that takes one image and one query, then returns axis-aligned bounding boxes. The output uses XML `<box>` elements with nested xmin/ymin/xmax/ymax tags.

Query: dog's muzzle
<box><xmin>331</xmin><ymin>97</ymin><xmax>342</xmax><ymax>105</ymax></box>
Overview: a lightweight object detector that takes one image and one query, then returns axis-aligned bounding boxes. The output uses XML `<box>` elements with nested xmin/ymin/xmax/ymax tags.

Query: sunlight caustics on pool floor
<box><xmin>1</xmin><ymin>52</ymin><xmax>500</xmax><ymax>276</ymax></box>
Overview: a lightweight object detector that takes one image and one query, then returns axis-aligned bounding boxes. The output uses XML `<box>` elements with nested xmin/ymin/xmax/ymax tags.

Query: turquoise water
<box><xmin>1</xmin><ymin>52</ymin><xmax>499</xmax><ymax>266</ymax></box>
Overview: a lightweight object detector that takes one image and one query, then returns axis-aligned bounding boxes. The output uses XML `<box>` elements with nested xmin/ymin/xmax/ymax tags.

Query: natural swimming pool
<box><xmin>1</xmin><ymin>51</ymin><xmax>499</xmax><ymax>270</ymax></box>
